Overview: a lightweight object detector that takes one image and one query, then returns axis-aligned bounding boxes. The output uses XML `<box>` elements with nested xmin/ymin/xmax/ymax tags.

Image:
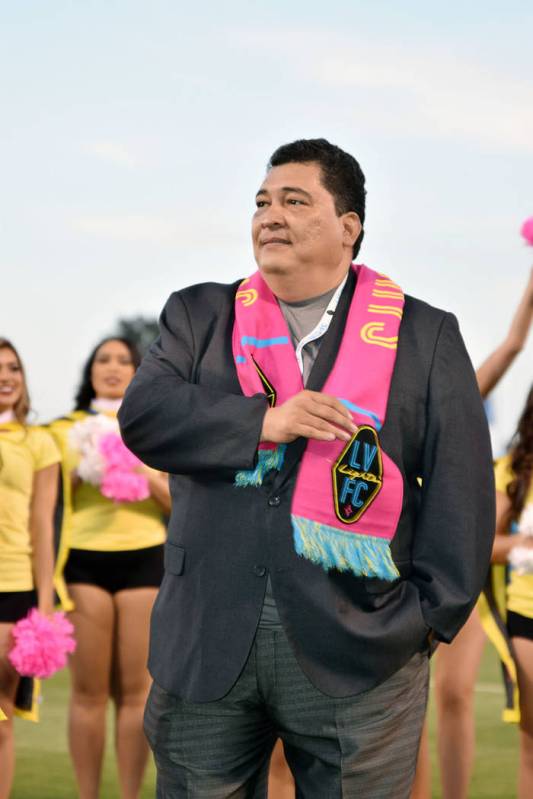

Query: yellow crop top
<box><xmin>49</xmin><ymin>411</ymin><xmax>166</xmax><ymax>553</ymax></box>
<box><xmin>0</xmin><ymin>423</ymin><xmax>60</xmax><ymax>591</ymax></box>
<box><xmin>494</xmin><ymin>454</ymin><xmax>533</xmax><ymax>620</ymax></box>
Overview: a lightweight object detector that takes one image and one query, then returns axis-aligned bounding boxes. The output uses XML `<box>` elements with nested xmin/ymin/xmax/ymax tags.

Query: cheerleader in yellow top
<box><xmin>0</xmin><ymin>338</ymin><xmax>60</xmax><ymax>799</ymax></box>
<box><xmin>50</xmin><ymin>337</ymin><xmax>170</xmax><ymax>799</ymax></box>
<box><xmin>492</xmin><ymin>385</ymin><xmax>533</xmax><ymax>799</ymax></box>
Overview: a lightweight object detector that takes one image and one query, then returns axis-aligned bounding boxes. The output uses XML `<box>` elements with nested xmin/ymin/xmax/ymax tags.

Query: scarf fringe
<box><xmin>292</xmin><ymin>515</ymin><xmax>400</xmax><ymax>580</ymax></box>
<box><xmin>234</xmin><ymin>445</ymin><xmax>286</xmax><ymax>487</ymax></box>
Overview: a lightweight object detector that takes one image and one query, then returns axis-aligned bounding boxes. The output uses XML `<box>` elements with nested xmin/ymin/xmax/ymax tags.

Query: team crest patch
<box><xmin>251</xmin><ymin>355</ymin><xmax>277</xmax><ymax>407</ymax></box>
<box><xmin>332</xmin><ymin>425</ymin><xmax>383</xmax><ymax>524</ymax></box>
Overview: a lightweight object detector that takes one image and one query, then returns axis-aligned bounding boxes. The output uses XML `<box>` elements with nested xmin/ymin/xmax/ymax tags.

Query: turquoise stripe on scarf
<box><xmin>292</xmin><ymin>515</ymin><xmax>400</xmax><ymax>580</ymax></box>
<box><xmin>240</xmin><ymin>336</ymin><xmax>289</xmax><ymax>348</ymax></box>
<box><xmin>337</xmin><ymin>399</ymin><xmax>382</xmax><ymax>431</ymax></box>
<box><xmin>235</xmin><ymin>445</ymin><xmax>287</xmax><ymax>487</ymax></box>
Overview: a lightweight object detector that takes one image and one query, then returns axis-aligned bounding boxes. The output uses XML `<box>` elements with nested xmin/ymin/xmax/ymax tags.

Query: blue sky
<box><xmin>2</xmin><ymin>1</ymin><xmax>532</xmax><ymax>452</ymax></box>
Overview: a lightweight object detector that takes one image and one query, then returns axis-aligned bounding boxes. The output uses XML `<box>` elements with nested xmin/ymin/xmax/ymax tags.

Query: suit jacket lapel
<box><xmin>271</xmin><ymin>269</ymin><xmax>357</xmax><ymax>492</ymax></box>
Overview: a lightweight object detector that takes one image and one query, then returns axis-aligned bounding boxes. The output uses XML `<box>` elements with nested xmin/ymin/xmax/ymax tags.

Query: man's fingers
<box><xmin>296</xmin><ymin>413</ymin><xmax>352</xmax><ymax>442</ymax></box>
<box><xmin>270</xmin><ymin>392</ymin><xmax>360</xmax><ymax>443</ymax></box>
<box><xmin>306</xmin><ymin>392</ymin><xmax>357</xmax><ymax>427</ymax></box>
<box><xmin>308</xmin><ymin>391</ymin><xmax>352</xmax><ymax>414</ymax></box>
<box><xmin>304</xmin><ymin>402</ymin><xmax>357</xmax><ymax>434</ymax></box>
<box><xmin>296</xmin><ymin>425</ymin><xmax>336</xmax><ymax>441</ymax></box>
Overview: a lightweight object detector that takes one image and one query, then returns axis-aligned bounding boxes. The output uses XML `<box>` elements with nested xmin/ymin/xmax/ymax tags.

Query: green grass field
<box><xmin>13</xmin><ymin>644</ymin><xmax>519</xmax><ymax>798</ymax></box>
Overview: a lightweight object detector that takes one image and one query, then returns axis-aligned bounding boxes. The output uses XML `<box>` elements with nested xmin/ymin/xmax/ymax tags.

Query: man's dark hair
<box><xmin>268</xmin><ymin>138</ymin><xmax>366</xmax><ymax>259</ymax></box>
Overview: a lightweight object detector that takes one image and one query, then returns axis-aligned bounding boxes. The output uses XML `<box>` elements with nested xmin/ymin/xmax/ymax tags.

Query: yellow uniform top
<box><xmin>49</xmin><ymin>411</ymin><xmax>166</xmax><ymax>552</ymax></box>
<box><xmin>494</xmin><ymin>454</ymin><xmax>533</xmax><ymax>619</ymax></box>
<box><xmin>0</xmin><ymin>423</ymin><xmax>60</xmax><ymax>591</ymax></box>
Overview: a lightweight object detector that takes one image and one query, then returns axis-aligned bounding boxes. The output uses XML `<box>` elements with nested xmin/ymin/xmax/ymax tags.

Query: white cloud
<box><xmin>81</xmin><ymin>141</ymin><xmax>138</xmax><ymax>168</ymax></box>
<box><xmin>72</xmin><ymin>214</ymin><xmax>176</xmax><ymax>241</ymax></box>
<box><xmin>315</xmin><ymin>45</ymin><xmax>533</xmax><ymax>154</ymax></box>
<box><xmin>70</xmin><ymin>213</ymin><xmax>245</xmax><ymax>248</ymax></box>
<box><xmin>232</xmin><ymin>29</ymin><xmax>533</xmax><ymax>155</ymax></box>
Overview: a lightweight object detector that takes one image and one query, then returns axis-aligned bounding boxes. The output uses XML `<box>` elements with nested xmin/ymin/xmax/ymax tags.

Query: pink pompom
<box><xmin>9</xmin><ymin>610</ymin><xmax>76</xmax><ymax>678</ymax></box>
<box><xmin>101</xmin><ymin>468</ymin><xmax>150</xmax><ymax>502</ymax></box>
<box><xmin>99</xmin><ymin>432</ymin><xmax>150</xmax><ymax>502</ymax></box>
<box><xmin>520</xmin><ymin>217</ymin><xmax>533</xmax><ymax>246</ymax></box>
<box><xmin>99</xmin><ymin>432</ymin><xmax>141</xmax><ymax>470</ymax></box>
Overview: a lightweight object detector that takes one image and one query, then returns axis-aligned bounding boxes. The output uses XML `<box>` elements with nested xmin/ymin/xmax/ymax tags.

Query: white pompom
<box><xmin>518</xmin><ymin>504</ymin><xmax>533</xmax><ymax>537</ymax></box>
<box><xmin>69</xmin><ymin>414</ymin><xmax>119</xmax><ymax>486</ymax></box>
<box><xmin>509</xmin><ymin>546</ymin><xmax>533</xmax><ymax>575</ymax></box>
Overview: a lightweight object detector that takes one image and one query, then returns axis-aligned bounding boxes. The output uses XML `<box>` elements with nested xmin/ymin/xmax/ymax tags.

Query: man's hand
<box><xmin>260</xmin><ymin>390</ymin><xmax>358</xmax><ymax>444</ymax></box>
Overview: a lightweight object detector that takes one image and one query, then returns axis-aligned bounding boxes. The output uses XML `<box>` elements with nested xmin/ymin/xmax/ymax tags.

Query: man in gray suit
<box><xmin>119</xmin><ymin>138</ymin><xmax>495</xmax><ymax>798</ymax></box>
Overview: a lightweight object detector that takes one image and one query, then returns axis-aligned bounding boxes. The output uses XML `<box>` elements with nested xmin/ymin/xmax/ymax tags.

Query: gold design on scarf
<box><xmin>367</xmin><ymin>304</ymin><xmax>403</xmax><ymax>320</ymax></box>
<box><xmin>236</xmin><ymin>278</ymin><xmax>258</xmax><ymax>307</ymax></box>
<box><xmin>375</xmin><ymin>277</ymin><xmax>402</xmax><ymax>289</ymax></box>
<box><xmin>360</xmin><ymin>322</ymin><xmax>399</xmax><ymax>350</ymax></box>
<box><xmin>371</xmin><ymin>289</ymin><xmax>404</xmax><ymax>300</ymax></box>
<box><xmin>236</xmin><ymin>289</ymin><xmax>258</xmax><ymax>306</ymax></box>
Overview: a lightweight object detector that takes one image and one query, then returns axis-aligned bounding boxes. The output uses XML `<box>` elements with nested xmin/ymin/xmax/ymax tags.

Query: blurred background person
<box><xmin>412</xmin><ymin>266</ymin><xmax>533</xmax><ymax>799</ymax></box>
<box><xmin>0</xmin><ymin>338</ymin><xmax>60</xmax><ymax>799</ymax></box>
<box><xmin>492</xmin><ymin>383</ymin><xmax>533</xmax><ymax>799</ymax></box>
<box><xmin>49</xmin><ymin>337</ymin><xmax>170</xmax><ymax>799</ymax></box>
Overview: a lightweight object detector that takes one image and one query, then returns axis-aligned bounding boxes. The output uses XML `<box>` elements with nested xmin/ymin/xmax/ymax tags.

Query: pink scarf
<box><xmin>233</xmin><ymin>264</ymin><xmax>404</xmax><ymax>580</ymax></box>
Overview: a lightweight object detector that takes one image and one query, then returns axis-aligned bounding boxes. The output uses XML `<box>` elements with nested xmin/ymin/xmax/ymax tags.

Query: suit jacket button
<box><xmin>253</xmin><ymin>565</ymin><xmax>267</xmax><ymax>577</ymax></box>
<box><xmin>268</xmin><ymin>495</ymin><xmax>281</xmax><ymax>507</ymax></box>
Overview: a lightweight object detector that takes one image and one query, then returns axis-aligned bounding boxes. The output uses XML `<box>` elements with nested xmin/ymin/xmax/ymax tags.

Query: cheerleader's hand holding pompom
<box><xmin>8</xmin><ymin>609</ymin><xmax>76</xmax><ymax>679</ymax></box>
<box><xmin>69</xmin><ymin>415</ymin><xmax>149</xmax><ymax>503</ymax></box>
<box><xmin>69</xmin><ymin>414</ymin><xmax>117</xmax><ymax>486</ymax></box>
<box><xmin>98</xmin><ymin>432</ymin><xmax>150</xmax><ymax>502</ymax></box>
<box><xmin>508</xmin><ymin>545</ymin><xmax>533</xmax><ymax>575</ymax></box>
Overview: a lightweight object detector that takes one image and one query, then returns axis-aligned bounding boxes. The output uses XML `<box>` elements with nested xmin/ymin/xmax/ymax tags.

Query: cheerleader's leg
<box><xmin>0</xmin><ymin>622</ymin><xmax>18</xmax><ymax>799</ymax></box>
<box><xmin>512</xmin><ymin>636</ymin><xmax>533</xmax><ymax>799</ymax></box>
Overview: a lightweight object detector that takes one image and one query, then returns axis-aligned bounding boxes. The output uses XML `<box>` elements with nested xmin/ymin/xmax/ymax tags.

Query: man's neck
<box><xmin>263</xmin><ymin>263</ymin><xmax>351</xmax><ymax>303</ymax></box>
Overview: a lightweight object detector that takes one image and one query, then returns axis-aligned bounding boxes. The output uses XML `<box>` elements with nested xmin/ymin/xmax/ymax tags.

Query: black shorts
<box><xmin>0</xmin><ymin>590</ymin><xmax>36</xmax><ymax>623</ymax></box>
<box><xmin>507</xmin><ymin>610</ymin><xmax>533</xmax><ymax>641</ymax></box>
<box><xmin>64</xmin><ymin>545</ymin><xmax>164</xmax><ymax>594</ymax></box>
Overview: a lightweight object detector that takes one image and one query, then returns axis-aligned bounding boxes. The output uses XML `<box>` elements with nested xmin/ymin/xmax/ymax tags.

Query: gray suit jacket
<box><xmin>119</xmin><ymin>272</ymin><xmax>495</xmax><ymax>701</ymax></box>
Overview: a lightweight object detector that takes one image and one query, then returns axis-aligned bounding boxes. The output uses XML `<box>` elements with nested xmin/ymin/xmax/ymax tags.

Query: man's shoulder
<box><xmin>161</xmin><ymin>279</ymin><xmax>241</xmax><ymax>321</ymax></box>
<box><xmin>400</xmin><ymin>294</ymin><xmax>458</xmax><ymax>347</ymax></box>
<box><xmin>403</xmin><ymin>293</ymin><xmax>450</xmax><ymax>327</ymax></box>
<box><xmin>400</xmin><ymin>294</ymin><xmax>457</xmax><ymax>361</ymax></box>
<box><xmin>171</xmin><ymin>279</ymin><xmax>242</xmax><ymax>305</ymax></box>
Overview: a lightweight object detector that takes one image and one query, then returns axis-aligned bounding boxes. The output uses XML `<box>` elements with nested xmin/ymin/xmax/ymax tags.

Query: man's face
<box><xmin>252</xmin><ymin>162</ymin><xmax>354</xmax><ymax>282</ymax></box>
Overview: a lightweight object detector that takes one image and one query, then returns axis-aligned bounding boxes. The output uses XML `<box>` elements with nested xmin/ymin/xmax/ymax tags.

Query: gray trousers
<box><xmin>144</xmin><ymin>628</ymin><xmax>429</xmax><ymax>798</ymax></box>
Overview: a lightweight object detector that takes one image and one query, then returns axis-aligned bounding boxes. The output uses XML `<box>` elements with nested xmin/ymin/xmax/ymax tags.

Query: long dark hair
<box><xmin>0</xmin><ymin>338</ymin><xmax>31</xmax><ymax>424</ymax></box>
<box><xmin>507</xmin><ymin>384</ymin><xmax>533</xmax><ymax>525</ymax></box>
<box><xmin>74</xmin><ymin>337</ymin><xmax>141</xmax><ymax>411</ymax></box>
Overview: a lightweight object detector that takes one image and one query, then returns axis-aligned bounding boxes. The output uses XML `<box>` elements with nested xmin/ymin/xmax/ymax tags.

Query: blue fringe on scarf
<box><xmin>234</xmin><ymin>445</ymin><xmax>287</xmax><ymax>487</ymax></box>
<box><xmin>292</xmin><ymin>515</ymin><xmax>400</xmax><ymax>580</ymax></box>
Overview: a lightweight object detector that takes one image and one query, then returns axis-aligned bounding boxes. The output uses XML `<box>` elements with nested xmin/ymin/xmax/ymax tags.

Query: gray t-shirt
<box><xmin>259</xmin><ymin>286</ymin><xmax>337</xmax><ymax>629</ymax></box>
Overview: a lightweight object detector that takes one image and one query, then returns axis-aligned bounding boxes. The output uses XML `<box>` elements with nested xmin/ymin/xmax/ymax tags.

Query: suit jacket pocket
<box><xmin>164</xmin><ymin>542</ymin><xmax>186</xmax><ymax>575</ymax></box>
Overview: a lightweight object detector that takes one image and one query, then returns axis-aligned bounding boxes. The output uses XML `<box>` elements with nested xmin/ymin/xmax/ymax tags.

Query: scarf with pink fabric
<box><xmin>233</xmin><ymin>263</ymin><xmax>405</xmax><ymax>580</ymax></box>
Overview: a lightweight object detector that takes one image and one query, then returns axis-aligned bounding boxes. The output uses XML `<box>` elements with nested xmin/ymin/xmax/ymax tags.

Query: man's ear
<box><xmin>342</xmin><ymin>212</ymin><xmax>362</xmax><ymax>249</ymax></box>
